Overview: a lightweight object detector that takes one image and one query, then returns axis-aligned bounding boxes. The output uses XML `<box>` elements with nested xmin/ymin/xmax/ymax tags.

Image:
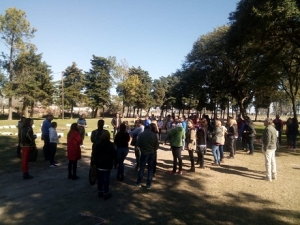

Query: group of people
<box><xmin>18</xmin><ymin>112</ymin><xmax>298</xmax><ymax>197</ymax></box>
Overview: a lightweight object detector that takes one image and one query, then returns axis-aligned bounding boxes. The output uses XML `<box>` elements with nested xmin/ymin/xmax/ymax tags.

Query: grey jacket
<box><xmin>262</xmin><ymin>125</ymin><xmax>277</xmax><ymax>151</ymax></box>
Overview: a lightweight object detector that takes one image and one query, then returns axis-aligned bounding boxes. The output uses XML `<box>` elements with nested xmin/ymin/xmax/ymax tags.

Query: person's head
<box><xmin>116</xmin><ymin>113</ymin><xmax>119</xmax><ymax>118</ymax></box>
<box><xmin>22</xmin><ymin>118</ymin><xmax>33</xmax><ymax>128</ymax></box>
<box><xmin>292</xmin><ymin>117</ymin><xmax>298</xmax><ymax>124</ymax></box>
<box><xmin>276</xmin><ymin>115</ymin><xmax>280</xmax><ymax>119</ymax></box>
<box><xmin>47</xmin><ymin>114</ymin><xmax>53</xmax><ymax>121</ymax></box>
<box><xmin>215</xmin><ymin>120</ymin><xmax>221</xmax><ymax>127</ymax></box>
<box><xmin>150</xmin><ymin>123</ymin><xmax>158</xmax><ymax>133</ymax></box>
<box><xmin>119</xmin><ymin>123</ymin><xmax>126</xmax><ymax>132</ymax></box>
<box><xmin>228</xmin><ymin>118</ymin><xmax>236</xmax><ymax>126</ymax></box>
<box><xmin>70</xmin><ymin>123</ymin><xmax>79</xmax><ymax>132</ymax></box>
<box><xmin>51</xmin><ymin>122</ymin><xmax>57</xmax><ymax>128</ymax></box>
<box><xmin>187</xmin><ymin>119</ymin><xmax>194</xmax><ymax>128</ymax></box>
<box><xmin>101</xmin><ymin>131</ymin><xmax>110</xmax><ymax>141</ymax></box>
<box><xmin>97</xmin><ymin>119</ymin><xmax>104</xmax><ymax>129</ymax></box>
<box><xmin>21</xmin><ymin>116</ymin><xmax>26</xmax><ymax>121</ymax></box>
<box><xmin>81</xmin><ymin>114</ymin><xmax>86</xmax><ymax>119</ymax></box>
<box><xmin>264</xmin><ymin>118</ymin><xmax>273</xmax><ymax>127</ymax></box>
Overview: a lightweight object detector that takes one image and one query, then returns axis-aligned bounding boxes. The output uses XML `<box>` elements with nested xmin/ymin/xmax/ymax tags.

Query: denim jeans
<box><xmin>134</xmin><ymin>146</ymin><xmax>141</xmax><ymax>169</ymax></box>
<box><xmin>227</xmin><ymin>138</ymin><xmax>235</xmax><ymax>157</ymax></box>
<box><xmin>219</xmin><ymin>145</ymin><xmax>224</xmax><ymax>160</ymax></box>
<box><xmin>117</xmin><ymin>147</ymin><xmax>129</xmax><ymax>179</ymax></box>
<box><xmin>247</xmin><ymin>137</ymin><xmax>254</xmax><ymax>154</ymax></box>
<box><xmin>97</xmin><ymin>170</ymin><xmax>111</xmax><ymax>194</ymax></box>
<box><xmin>212</xmin><ymin>144</ymin><xmax>220</xmax><ymax>164</ymax></box>
<box><xmin>136</xmin><ymin>153</ymin><xmax>154</xmax><ymax>187</ymax></box>
<box><xmin>171</xmin><ymin>146</ymin><xmax>182</xmax><ymax>172</ymax></box>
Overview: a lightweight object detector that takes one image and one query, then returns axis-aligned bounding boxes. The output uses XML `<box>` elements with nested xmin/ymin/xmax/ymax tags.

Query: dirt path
<box><xmin>0</xmin><ymin>141</ymin><xmax>300</xmax><ymax>225</ymax></box>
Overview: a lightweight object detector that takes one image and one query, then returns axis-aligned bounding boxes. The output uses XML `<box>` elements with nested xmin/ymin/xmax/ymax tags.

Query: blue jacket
<box><xmin>42</xmin><ymin>119</ymin><xmax>52</xmax><ymax>136</ymax></box>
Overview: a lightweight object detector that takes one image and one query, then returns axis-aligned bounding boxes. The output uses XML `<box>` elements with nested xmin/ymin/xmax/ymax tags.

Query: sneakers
<box><xmin>134</xmin><ymin>183</ymin><xmax>142</xmax><ymax>187</ymax></box>
<box><xmin>272</xmin><ymin>176</ymin><xmax>277</xmax><ymax>180</ymax></box>
<box><xmin>177</xmin><ymin>171</ymin><xmax>183</xmax><ymax>175</ymax></box>
<box><xmin>49</xmin><ymin>164</ymin><xmax>57</xmax><ymax>168</ymax></box>
<box><xmin>146</xmin><ymin>185</ymin><xmax>151</xmax><ymax>190</ymax></box>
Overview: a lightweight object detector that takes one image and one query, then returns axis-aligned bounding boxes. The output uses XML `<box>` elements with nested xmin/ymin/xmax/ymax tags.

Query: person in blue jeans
<box><xmin>114</xmin><ymin>123</ymin><xmax>130</xmax><ymax>181</ymax></box>
<box><xmin>211</xmin><ymin>120</ymin><xmax>224</xmax><ymax>166</ymax></box>
<box><xmin>135</xmin><ymin>126</ymin><xmax>159</xmax><ymax>189</ymax></box>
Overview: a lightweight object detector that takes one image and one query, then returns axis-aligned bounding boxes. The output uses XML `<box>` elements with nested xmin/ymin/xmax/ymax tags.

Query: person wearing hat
<box><xmin>41</xmin><ymin>114</ymin><xmax>54</xmax><ymax>161</ymax></box>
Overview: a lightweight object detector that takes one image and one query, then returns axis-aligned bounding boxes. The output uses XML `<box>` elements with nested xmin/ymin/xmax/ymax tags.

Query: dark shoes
<box><xmin>23</xmin><ymin>173</ymin><xmax>33</xmax><ymax>180</ymax></box>
<box><xmin>72</xmin><ymin>175</ymin><xmax>79</xmax><ymax>180</ymax></box>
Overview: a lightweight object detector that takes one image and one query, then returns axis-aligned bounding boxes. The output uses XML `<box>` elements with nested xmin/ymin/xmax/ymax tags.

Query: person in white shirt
<box><xmin>49</xmin><ymin>122</ymin><xmax>61</xmax><ymax>167</ymax></box>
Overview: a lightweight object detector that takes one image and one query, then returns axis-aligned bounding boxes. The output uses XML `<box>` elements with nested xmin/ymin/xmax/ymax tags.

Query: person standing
<box><xmin>17</xmin><ymin>116</ymin><xmax>25</xmax><ymax>158</ymax></box>
<box><xmin>226</xmin><ymin>118</ymin><xmax>237</xmax><ymax>159</ymax></box>
<box><xmin>168</xmin><ymin>123</ymin><xmax>185</xmax><ymax>175</ymax></box>
<box><xmin>287</xmin><ymin>117</ymin><xmax>299</xmax><ymax>151</ymax></box>
<box><xmin>20</xmin><ymin>118</ymin><xmax>36</xmax><ymax>179</ymax></box>
<box><xmin>92</xmin><ymin>131</ymin><xmax>117</xmax><ymax>200</ymax></box>
<box><xmin>262</xmin><ymin>118</ymin><xmax>278</xmax><ymax>181</ymax></box>
<box><xmin>157</xmin><ymin>117</ymin><xmax>164</xmax><ymax>141</ymax></box>
<box><xmin>135</xmin><ymin>125</ymin><xmax>159</xmax><ymax>189</ymax></box>
<box><xmin>150</xmin><ymin>123</ymin><xmax>159</xmax><ymax>177</ymax></box>
<box><xmin>130</xmin><ymin>119</ymin><xmax>145</xmax><ymax>171</ymax></box>
<box><xmin>67</xmin><ymin>123</ymin><xmax>82</xmax><ymax>180</ymax></box>
<box><xmin>77</xmin><ymin>114</ymin><xmax>87</xmax><ymax>148</ymax></box>
<box><xmin>114</xmin><ymin>123</ymin><xmax>130</xmax><ymax>181</ymax></box>
<box><xmin>211</xmin><ymin>120</ymin><xmax>223</xmax><ymax>166</ymax></box>
<box><xmin>111</xmin><ymin>113</ymin><xmax>122</xmax><ymax>139</ymax></box>
<box><xmin>273</xmin><ymin>115</ymin><xmax>283</xmax><ymax>145</ymax></box>
<box><xmin>41</xmin><ymin>114</ymin><xmax>53</xmax><ymax>161</ymax></box>
<box><xmin>196</xmin><ymin>119</ymin><xmax>207</xmax><ymax>168</ymax></box>
<box><xmin>186</xmin><ymin>119</ymin><xmax>196</xmax><ymax>172</ymax></box>
<box><xmin>49</xmin><ymin>122</ymin><xmax>61</xmax><ymax>167</ymax></box>
<box><xmin>243</xmin><ymin>118</ymin><xmax>256</xmax><ymax>155</ymax></box>
<box><xmin>144</xmin><ymin>115</ymin><xmax>152</xmax><ymax>127</ymax></box>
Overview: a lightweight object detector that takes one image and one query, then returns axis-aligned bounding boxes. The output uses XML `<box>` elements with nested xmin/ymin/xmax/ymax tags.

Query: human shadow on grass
<box><xmin>210</xmin><ymin>164</ymin><xmax>265</xmax><ymax>180</ymax></box>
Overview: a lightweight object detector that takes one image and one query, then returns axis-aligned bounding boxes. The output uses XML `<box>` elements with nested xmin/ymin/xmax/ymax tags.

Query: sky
<box><xmin>0</xmin><ymin>0</ymin><xmax>239</xmax><ymax>85</ymax></box>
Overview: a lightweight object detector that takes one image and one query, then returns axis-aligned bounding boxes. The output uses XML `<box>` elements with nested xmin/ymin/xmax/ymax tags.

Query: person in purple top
<box><xmin>41</xmin><ymin>114</ymin><xmax>53</xmax><ymax>161</ymax></box>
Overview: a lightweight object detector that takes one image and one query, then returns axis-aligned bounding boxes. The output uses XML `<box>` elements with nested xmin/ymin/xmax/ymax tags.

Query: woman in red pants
<box><xmin>20</xmin><ymin>118</ymin><xmax>36</xmax><ymax>179</ymax></box>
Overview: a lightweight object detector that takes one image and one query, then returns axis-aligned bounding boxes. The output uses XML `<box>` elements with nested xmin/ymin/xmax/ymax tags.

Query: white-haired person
<box><xmin>262</xmin><ymin>118</ymin><xmax>278</xmax><ymax>181</ymax></box>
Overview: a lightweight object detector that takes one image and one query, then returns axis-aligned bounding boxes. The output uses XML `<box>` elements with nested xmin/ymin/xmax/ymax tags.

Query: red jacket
<box><xmin>67</xmin><ymin>130</ymin><xmax>82</xmax><ymax>160</ymax></box>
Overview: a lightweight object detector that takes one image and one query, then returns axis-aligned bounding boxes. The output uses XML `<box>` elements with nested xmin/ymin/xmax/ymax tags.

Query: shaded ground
<box><xmin>0</xmin><ymin>136</ymin><xmax>300</xmax><ymax>225</ymax></box>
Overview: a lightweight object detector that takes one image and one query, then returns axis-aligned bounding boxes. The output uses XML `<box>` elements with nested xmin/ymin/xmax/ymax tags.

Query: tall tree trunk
<box><xmin>71</xmin><ymin>104</ymin><xmax>74</xmax><ymax>119</ymax></box>
<box><xmin>30</xmin><ymin>102</ymin><xmax>34</xmax><ymax>118</ymax></box>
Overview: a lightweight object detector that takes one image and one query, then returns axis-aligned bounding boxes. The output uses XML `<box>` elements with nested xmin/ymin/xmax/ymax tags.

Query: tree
<box><xmin>12</xmin><ymin>46</ymin><xmax>54</xmax><ymax>117</ymax></box>
<box><xmin>0</xmin><ymin>8</ymin><xmax>37</xmax><ymax>120</ymax></box>
<box><xmin>128</xmin><ymin>67</ymin><xmax>152</xmax><ymax>115</ymax></box>
<box><xmin>229</xmin><ymin>0</ymin><xmax>300</xmax><ymax>119</ymax></box>
<box><xmin>62</xmin><ymin>62</ymin><xmax>85</xmax><ymax>119</ymax></box>
<box><xmin>84</xmin><ymin>55</ymin><xmax>113</xmax><ymax>118</ymax></box>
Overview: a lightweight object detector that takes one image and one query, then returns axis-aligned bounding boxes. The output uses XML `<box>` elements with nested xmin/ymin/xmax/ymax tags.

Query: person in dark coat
<box><xmin>114</xmin><ymin>123</ymin><xmax>130</xmax><ymax>181</ymax></box>
<box><xmin>287</xmin><ymin>117</ymin><xmax>299</xmax><ymax>151</ymax></box>
<box><xmin>92</xmin><ymin>131</ymin><xmax>117</xmax><ymax>200</ymax></box>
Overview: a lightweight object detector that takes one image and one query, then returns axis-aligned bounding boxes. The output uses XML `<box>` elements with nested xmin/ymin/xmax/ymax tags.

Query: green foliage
<box><xmin>62</xmin><ymin>62</ymin><xmax>85</xmax><ymax>112</ymax></box>
<box><xmin>84</xmin><ymin>55</ymin><xmax>113</xmax><ymax>117</ymax></box>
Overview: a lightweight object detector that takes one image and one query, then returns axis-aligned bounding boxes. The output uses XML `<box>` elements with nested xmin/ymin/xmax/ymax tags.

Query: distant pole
<box><xmin>61</xmin><ymin>72</ymin><xmax>64</xmax><ymax>120</ymax></box>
